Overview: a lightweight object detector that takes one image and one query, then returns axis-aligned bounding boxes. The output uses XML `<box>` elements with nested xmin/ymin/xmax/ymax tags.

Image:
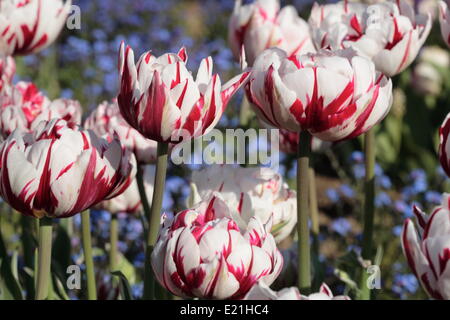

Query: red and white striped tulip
<box><xmin>0</xmin><ymin>82</ymin><xmax>81</xmax><ymax>139</ymax></box>
<box><xmin>118</xmin><ymin>43</ymin><xmax>250</xmax><ymax>144</ymax></box>
<box><xmin>309</xmin><ymin>0</ymin><xmax>431</xmax><ymax>76</ymax></box>
<box><xmin>187</xmin><ymin>165</ymin><xmax>296</xmax><ymax>243</ymax></box>
<box><xmin>246</xmin><ymin>48</ymin><xmax>393</xmax><ymax>141</ymax></box>
<box><xmin>85</xmin><ymin>100</ymin><xmax>158</xmax><ymax>164</ymax></box>
<box><xmin>439</xmin><ymin>1</ymin><xmax>450</xmax><ymax>48</ymax></box>
<box><xmin>96</xmin><ymin>165</ymin><xmax>155</xmax><ymax>214</ymax></box>
<box><xmin>151</xmin><ymin>195</ymin><xmax>283</xmax><ymax>299</ymax></box>
<box><xmin>228</xmin><ymin>0</ymin><xmax>315</xmax><ymax>66</ymax></box>
<box><xmin>0</xmin><ymin>119</ymin><xmax>136</xmax><ymax>218</ymax></box>
<box><xmin>411</xmin><ymin>46</ymin><xmax>450</xmax><ymax>96</ymax></box>
<box><xmin>245</xmin><ymin>281</ymin><xmax>350</xmax><ymax>300</ymax></box>
<box><xmin>439</xmin><ymin>113</ymin><xmax>450</xmax><ymax>178</ymax></box>
<box><xmin>401</xmin><ymin>193</ymin><xmax>450</xmax><ymax>299</ymax></box>
<box><xmin>0</xmin><ymin>0</ymin><xmax>72</xmax><ymax>56</ymax></box>
<box><xmin>0</xmin><ymin>56</ymin><xmax>14</xmax><ymax>92</ymax></box>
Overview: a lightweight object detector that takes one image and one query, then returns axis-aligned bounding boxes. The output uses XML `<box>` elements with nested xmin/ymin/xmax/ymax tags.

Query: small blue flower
<box><xmin>350</xmin><ymin>151</ymin><xmax>364</xmax><ymax>163</ymax></box>
<box><xmin>352</xmin><ymin>163</ymin><xmax>365</xmax><ymax>179</ymax></box>
<box><xmin>340</xmin><ymin>184</ymin><xmax>355</xmax><ymax>198</ymax></box>
<box><xmin>326</xmin><ymin>188</ymin><xmax>340</xmax><ymax>203</ymax></box>
<box><xmin>374</xmin><ymin>163</ymin><xmax>383</xmax><ymax>177</ymax></box>
<box><xmin>412</xmin><ymin>179</ymin><xmax>427</xmax><ymax>194</ymax></box>
<box><xmin>131</xmin><ymin>283</ymin><xmax>143</xmax><ymax>299</ymax></box>
<box><xmin>375</xmin><ymin>191</ymin><xmax>392</xmax><ymax>208</ymax></box>
<box><xmin>378</xmin><ymin>175</ymin><xmax>392</xmax><ymax>189</ymax></box>
<box><xmin>392</xmin><ymin>274</ymin><xmax>419</xmax><ymax>296</ymax></box>
<box><xmin>61</xmin><ymin>89</ymin><xmax>74</xmax><ymax>99</ymax></box>
<box><xmin>392</xmin><ymin>225</ymin><xmax>403</xmax><ymax>236</ymax></box>
<box><xmin>410</xmin><ymin>169</ymin><xmax>426</xmax><ymax>181</ymax></box>
<box><xmin>401</xmin><ymin>186</ymin><xmax>415</xmax><ymax>201</ymax></box>
<box><xmin>331</xmin><ymin>218</ymin><xmax>352</xmax><ymax>236</ymax></box>
<box><xmin>436</xmin><ymin>165</ymin><xmax>447</xmax><ymax>179</ymax></box>
<box><xmin>395</xmin><ymin>200</ymin><xmax>413</xmax><ymax>218</ymax></box>
<box><xmin>425</xmin><ymin>191</ymin><xmax>441</xmax><ymax>205</ymax></box>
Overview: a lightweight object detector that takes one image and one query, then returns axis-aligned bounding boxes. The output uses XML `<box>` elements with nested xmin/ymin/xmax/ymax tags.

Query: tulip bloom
<box><xmin>439</xmin><ymin>112</ymin><xmax>450</xmax><ymax>178</ymax></box>
<box><xmin>246</xmin><ymin>48</ymin><xmax>393</xmax><ymax>141</ymax></box>
<box><xmin>439</xmin><ymin>1</ymin><xmax>450</xmax><ymax>48</ymax></box>
<box><xmin>0</xmin><ymin>119</ymin><xmax>136</xmax><ymax>218</ymax></box>
<box><xmin>0</xmin><ymin>56</ymin><xmax>15</xmax><ymax>92</ymax></box>
<box><xmin>118</xmin><ymin>43</ymin><xmax>250</xmax><ymax>144</ymax></box>
<box><xmin>0</xmin><ymin>82</ymin><xmax>82</xmax><ymax>139</ymax></box>
<box><xmin>411</xmin><ymin>46</ymin><xmax>450</xmax><ymax>96</ymax></box>
<box><xmin>0</xmin><ymin>0</ymin><xmax>72</xmax><ymax>56</ymax></box>
<box><xmin>245</xmin><ymin>281</ymin><xmax>350</xmax><ymax>300</ymax></box>
<box><xmin>401</xmin><ymin>193</ymin><xmax>450</xmax><ymax>299</ymax></box>
<box><xmin>309</xmin><ymin>0</ymin><xmax>431</xmax><ymax>76</ymax></box>
<box><xmin>151</xmin><ymin>195</ymin><xmax>283</xmax><ymax>300</ymax></box>
<box><xmin>85</xmin><ymin>101</ymin><xmax>158</xmax><ymax>164</ymax></box>
<box><xmin>187</xmin><ymin>165</ymin><xmax>296</xmax><ymax>243</ymax></box>
<box><xmin>96</xmin><ymin>165</ymin><xmax>155</xmax><ymax>214</ymax></box>
<box><xmin>228</xmin><ymin>0</ymin><xmax>315</xmax><ymax>66</ymax></box>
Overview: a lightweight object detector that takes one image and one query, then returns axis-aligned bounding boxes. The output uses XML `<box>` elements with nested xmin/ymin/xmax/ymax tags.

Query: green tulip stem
<box><xmin>359</xmin><ymin>129</ymin><xmax>376</xmax><ymax>300</ymax></box>
<box><xmin>297</xmin><ymin>130</ymin><xmax>312</xmax><ymax>294</ymax></box>
<box><xmin>35</xmin><ymin>217</ymin><xmax>53</xmax><ymax>300</ymax></box>
<box><xmin>110</xmin><ymin>214</ymin><xmax>119</xmax><ymax>272</ymax></box>
<box><xmin>143</xmin><ymin>142</ymin><xmax>169</xmax><ymax>300</ymax></box>
<box><xmin>81</xmin><ymin>210</ymin><xmax>97</xmax><ymax>300</ymax></box>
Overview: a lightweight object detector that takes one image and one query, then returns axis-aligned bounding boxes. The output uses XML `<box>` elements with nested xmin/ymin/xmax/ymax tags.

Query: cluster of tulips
<box><xmin>0</xmin><ymin>0</ymin><xmax>450</xmax><ymax>300</ymax></box>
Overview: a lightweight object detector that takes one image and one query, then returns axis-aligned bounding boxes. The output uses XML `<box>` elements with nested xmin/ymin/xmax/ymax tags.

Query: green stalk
<box><xmin>297</xmin><ymin>131</ymin><xmax>311</xmax><ymax>294</ymax></box>
<box><xmin>143</xmin><ymin>142</ymin><xmax>169</xmax><ymax>300</ymax></box>
<box><xmin>110</xmin><ymin>215</ymin><xmax>119</xmax><ymax>272</ymax></box>
<box><xmin>81</xmin><ymin>210</ymin><xmax>97</xmax><ymax>300</ymax></box>
<box><xmin>137</xmin><ymin>165</ymin><xmax>152</xmax><ymax>227</ymax></box>
<box><xmin>35</xmin><ymin>217</ymin><xmax>53</xmax><ymax>300</ymax></box>
<box><xmin>359</xmin><ymin>129</ymin><xmax>376</xmax><ymax>300</ymax></box>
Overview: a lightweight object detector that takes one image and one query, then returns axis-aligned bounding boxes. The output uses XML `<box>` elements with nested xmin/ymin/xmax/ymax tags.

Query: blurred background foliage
<box><xmin>1</xmin><ymin>0</ymin><xmax>450</xmax><ymax>300</ymax></box>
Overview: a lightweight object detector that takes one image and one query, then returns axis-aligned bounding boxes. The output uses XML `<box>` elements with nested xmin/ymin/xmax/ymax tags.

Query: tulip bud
<box><xmin>309</xmin><ymin>0</ymin><xmax>431</xmax><ymax>76</ymax></box>
<box><xmin>439</xmin><ymin>1</ymin><xmax>450</xmax><ymax>48</ymax></box>
<box><xmin>411</xmin><ymin>46</ymin><xmax>449</xmax><ymax>96</ymax></box>
<box><xmin>0</xmin><ymin>82</ymin><xmax>82</xmax><ymax>140</ymax></box>
<box><xmin>228</xmin><ymin>0</ymin><xmax>316</xmax><ymax>66</ymax></box>
<box><xmin>401</xmin><ymin>193</ymin><xmax>450</xmax><ymax>299</ymax></box>
<box><xmin>246</xmin><ymin>48</ymin><xmax>393</xmax><ymax>141</ymax></box>
<box><xmin>151</xmin><ymin>195</ymin><xmax>283</xmax><ymax>299</ymax></box>
<box><xmin>439</xmin><ymin>112</ymin><xmax>450</xmax><ymax>178</ymax></box>
<box><xmin>118</xmin><ymin>44</ymin><xmax>250</xmax><ymax>144</ymax></box>
<box><xmin>0</xmin><ymin>0</ymin><xmax>72</xmax><ymax>56</ymax></box>
<box><xmin>0</xmin><ymin>119</ymin><xmax>136</xmax><ymax>218</ymax></box>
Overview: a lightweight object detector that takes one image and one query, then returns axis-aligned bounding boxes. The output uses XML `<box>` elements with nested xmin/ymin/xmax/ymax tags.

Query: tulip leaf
<box><xmin>53</xmin><ymin>224</ymin><xmax>72</xmax><ymax>275</ymax></box>
<box><xmin>52</xmin><ymin>273</ymin><xmax>70</xmax><ymax>300</ymax></box>
<box><xmin>111</xmin><ymin>270</ymin><xmax>133</xmax><ymax>300</ymax></box>
<box><xmin>0</xmin><ymin>258</ymin><xmax>23</xmax><ymax>300</ymax></box>
<box><xmin>115</xmin><ymin>252</ymin><xmax>137</xmax><ymax>285</ymax></box>
<box><xmin>0</xmin><ymin>228</ymin><xmax>23</xmax><ymax>300</ymax></box>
